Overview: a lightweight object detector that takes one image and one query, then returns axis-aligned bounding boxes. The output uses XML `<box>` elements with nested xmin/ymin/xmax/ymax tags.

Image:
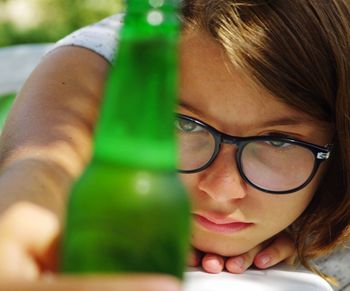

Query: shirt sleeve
<box><xmin>46</xmin><ymin>13</ymin><xmax>124</xmax><ymax>63</ymax></box>
<box><xmin>314</xmin><ymin>244</ymin><xmax>350</xmax><ymax>290</ymax></box>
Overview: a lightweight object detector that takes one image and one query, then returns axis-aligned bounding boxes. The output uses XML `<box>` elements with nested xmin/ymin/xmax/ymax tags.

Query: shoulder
<box><xmin>47</xmin><ymin>13</ymin><xmax>124</xmax><ymax>63</ymax></box>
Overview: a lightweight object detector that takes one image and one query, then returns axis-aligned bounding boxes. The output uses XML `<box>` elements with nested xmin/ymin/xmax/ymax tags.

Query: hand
<box><xmin>0</xmin><ymin>202</ymin><xmax>59</xmax><ymax>280</ymax></box>
<box><xmin>187</xmin><ymin>232</ymin><xmax>296</xmax><ymax>274</ymax></box>
<box><xmin>0</xmin><ymin>202</ymin><xmax>180</xmax><ymax>291</ymax></box>
<box><xmin>0</xmin><ymin>274</ymin><xmax>180</xmax><ymax>291</ymax></box>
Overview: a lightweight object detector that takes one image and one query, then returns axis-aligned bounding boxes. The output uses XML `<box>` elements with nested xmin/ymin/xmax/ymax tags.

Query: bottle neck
<box><xmin>93</xmin><ymin>0</ymin><xmax>180</xmax><ymax>170</ymax></box>
<box><xmin>126</xmin><ymin>0</ymin><xmax>179</xmax><ymax>12</ymax></box>
<box><xmin>123</xmin><ymin>0</ymin><xmax>180</xmax><ymax>34</ymax></box>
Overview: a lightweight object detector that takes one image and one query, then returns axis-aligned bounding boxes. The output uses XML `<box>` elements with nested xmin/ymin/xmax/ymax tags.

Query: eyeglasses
<box><xmin>175</xmin><ymin>114</ymin><xmax>333</xmax><ymax>194</ymax></box>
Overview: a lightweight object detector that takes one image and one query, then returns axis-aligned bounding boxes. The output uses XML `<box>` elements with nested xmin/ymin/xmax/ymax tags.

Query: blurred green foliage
<box><xmin>0</xmin><ymin>0</ymin><xmax>123</xmax><ymax>47</ymax></box>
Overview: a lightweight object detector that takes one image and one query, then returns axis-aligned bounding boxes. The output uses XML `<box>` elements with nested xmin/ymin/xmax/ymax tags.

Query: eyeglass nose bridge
<box><xmin>219</xmin><ymin>133</ymin><xmax>246</xmax><ymax>148</ymax></box>
<box><xmin>211</xmin><ymin>133</ymin><xmax>247</xmax><ymax>181</ymax></box>
<box><xmin>214</xmin><ymin>133</ymin><xmax>247</xmax><ymax>163</ymax></box>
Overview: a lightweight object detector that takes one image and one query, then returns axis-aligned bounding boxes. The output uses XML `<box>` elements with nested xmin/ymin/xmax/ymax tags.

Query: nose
<box><xmin>197</xmin><ymin>144</ymin><xmax>248</xmax><ymax>202</ymax></box>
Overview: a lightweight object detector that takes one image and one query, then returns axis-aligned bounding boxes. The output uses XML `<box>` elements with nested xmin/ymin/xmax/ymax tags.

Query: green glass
<box><xmin>0</xmin><ymin>93</ymin><xmax>15</xmax><ymax>131</ymax></box>
<box><xmin>61</xmin><ymin>0</ymin><xmax>190</xmax><ymax>279</ymax></box>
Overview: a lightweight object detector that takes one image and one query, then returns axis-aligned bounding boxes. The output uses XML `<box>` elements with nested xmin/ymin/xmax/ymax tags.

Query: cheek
<box><xmin>179</xmin><ymin>173</ymin><xmax>197</xmax><ymax>200</ymax></box>
<box><xmin>178</xmin><ymin>173</ymin><xmax>192</xmax><ymax>187</ymax></box>
<box><xmin>178</xmin><ymin>173</ymin><xmax>208</xmax><ymax>215</ymax></box>
<box><xmin>257</xmin><ymin>183</ymin><xmax>316</xmax><ymax>234</ymax></box>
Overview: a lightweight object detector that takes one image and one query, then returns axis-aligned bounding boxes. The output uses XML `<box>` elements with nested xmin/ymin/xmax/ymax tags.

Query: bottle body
<box><xmin>61</xmin><ymin>162</ymin><xmax>190</xmax><ymax>278</ymax></box>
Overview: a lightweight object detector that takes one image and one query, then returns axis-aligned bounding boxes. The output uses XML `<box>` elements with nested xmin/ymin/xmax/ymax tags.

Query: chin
<box><xmin>191</xmin><ymin>231</ymin><xmax>258</xmax><ymax>257</ymax></box>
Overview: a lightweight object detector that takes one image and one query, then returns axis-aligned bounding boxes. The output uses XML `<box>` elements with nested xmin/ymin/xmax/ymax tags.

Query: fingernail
<box><xmin>259</xmin><ymin>255</ymin><xmax>271</xmax><ymax>266</ymax></box>
<box><xmin>233</xmin><ymin>257</ymin><xmax>244</xmax><ymax>269</ymax></box>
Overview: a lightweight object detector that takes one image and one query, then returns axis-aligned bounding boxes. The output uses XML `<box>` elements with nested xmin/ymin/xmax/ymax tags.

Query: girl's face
<box><xmin>178</xmin><ymin>30</ymin><xmax>333</xmax><ymax>256</ymax></box>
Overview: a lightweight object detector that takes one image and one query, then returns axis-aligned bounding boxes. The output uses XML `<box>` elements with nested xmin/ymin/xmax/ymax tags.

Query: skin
<box><xmin>0</xmin><ymin>274</ymin><xmax>180</xmax><ymax>291</ymax></box>
<box><xmin>0</xmin><ymin>29</ymin><xmax>306</xmax><ymax>288</ymax></box>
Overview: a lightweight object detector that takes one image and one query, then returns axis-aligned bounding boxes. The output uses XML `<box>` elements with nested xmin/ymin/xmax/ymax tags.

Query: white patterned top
<box><xmin>315</xmin><ymin>244</ymin><xmax>350</xmax><ymax>291</ymax></box>
<box><xmin>49</xmin><ymin>13</ymin><xmax>124</xmax><ymax>63</ymax></box>
<box><xmin>50</xmin><ymin>14</ymin><xmax>350</xmax><ymax>291</ymax></box>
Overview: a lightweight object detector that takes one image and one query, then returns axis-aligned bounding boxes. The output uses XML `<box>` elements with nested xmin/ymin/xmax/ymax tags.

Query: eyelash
<box><xmin>263</xmin><ymin>131</ymin><xmax>303</xmax><ymax>141</ymax></box>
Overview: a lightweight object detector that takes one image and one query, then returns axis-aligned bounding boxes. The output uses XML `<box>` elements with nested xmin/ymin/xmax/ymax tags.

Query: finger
<box><xmin>0</xmin><ymin>274</ymin><xmax>181</xmax><ymax>291</ymax></box>
<box><xmin>187</xmin><ymin>248</ymin><xmax>202</xmax><ymax>267</ymax></box>
<box><xmin>201</xmin><ymin>253</ymin><xmax>225</xmax><ymax>274</ymax></box>
<box><xmin>225</xmin><ymin>245</ymin><xmax>263</xmax><ymax>274</ymax></box>
<box><xmin>38</xmin><ymin>234</ymin><xmax>59</xmax><ymax>273</ymax></box>
<box><xmin>0</xmin><ymin>202</ymin><xmax>60</xmax><ymax>273</ymax></box>
<box><xmin>0</xmin><ymin>239</ymin><xmax>40</xmax><ymax>280</ymax></box>
<box><xmin>253</xmin><ymin>232</ymin><xmax>295</xmax><ymax>269</ymax></box>
<box><xmin>0</xmin><ymin>202</ymin><xmax>60</xmax><ymax>255</ymax></box>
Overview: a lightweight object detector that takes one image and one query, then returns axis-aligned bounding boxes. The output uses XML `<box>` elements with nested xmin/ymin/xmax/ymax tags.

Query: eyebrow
<box><xmin>178</xmin><ymin>100</ymin><xmax>328</xmax><ymax>129</ymax></box>
<box><xmin>178</xmin><ymin>100</ymin><xmax>206</xmax><ymax>116</ymax></box>
<box><xmin>259</xmin><ymin>116</ymin><xmax>316</xmax><ymax>127</ymax></box>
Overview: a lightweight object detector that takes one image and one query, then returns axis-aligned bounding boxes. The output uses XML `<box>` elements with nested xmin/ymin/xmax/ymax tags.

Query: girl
<box><xmin>0</xmin><ymin>0</ymin><xmax>349</xmax><ymax>290</ymax></box>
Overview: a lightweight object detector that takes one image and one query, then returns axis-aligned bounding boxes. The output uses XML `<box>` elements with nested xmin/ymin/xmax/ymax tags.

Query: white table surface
<box><xmin>183</xmin><ymin>265</ymin><xmax>333</xmax><ymax>291</ymax></box>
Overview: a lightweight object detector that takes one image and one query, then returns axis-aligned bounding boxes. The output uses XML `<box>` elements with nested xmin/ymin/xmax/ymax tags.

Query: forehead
<box><xmin>179</xmin><ymin>31</ymin><xmax>275</xmax><ymax>124</ymax></box>
<box><xmin>178</xmin><ymin>30</ymin><xmax>333</xmax><ymax>140</ymax></box>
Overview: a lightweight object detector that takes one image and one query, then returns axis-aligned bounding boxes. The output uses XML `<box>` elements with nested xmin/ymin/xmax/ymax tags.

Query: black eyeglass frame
<box><xmin>176</xmin><ymin>114</ymin><xmax>333</xmax><ymax>195</ymax></box>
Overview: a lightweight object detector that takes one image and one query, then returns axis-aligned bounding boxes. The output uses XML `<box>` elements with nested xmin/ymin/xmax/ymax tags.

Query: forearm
<box><xmin>0</xmin><ymin>157</ymin><xmax>74</xmax><ymax>220</ymax></box>
<box><xmin>0</xmin><ymin>157</ymin><xmax>70</xmax><ymax>279</ymax></box>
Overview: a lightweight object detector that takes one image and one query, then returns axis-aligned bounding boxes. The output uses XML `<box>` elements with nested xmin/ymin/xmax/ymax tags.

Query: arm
<box><xmin>0</xmin><ymin>275</ymin><xmax>180</xmax><ymax>291</ymax></box>
<box><xmin>0</xmin><ymin>46</ymin><xmax>108</xmax><ymax>216</ymax></box>
<box><xmin>0</xmin><ymin>46</ymin><xmax>109</xmax><ymax>278</ymax></box>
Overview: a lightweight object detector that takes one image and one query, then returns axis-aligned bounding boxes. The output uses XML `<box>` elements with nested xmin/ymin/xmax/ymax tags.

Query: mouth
<box><xmin>193</xmin><ymin>214</ymin><xmax>253</xmax><ymax>234</ymax></box>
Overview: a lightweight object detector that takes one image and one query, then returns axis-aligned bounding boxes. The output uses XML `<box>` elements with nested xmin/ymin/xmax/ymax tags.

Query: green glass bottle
<box><xmin>60</xmin><ymin>0</ymin><xmax>190</xmax><ymax>279</ymax></box>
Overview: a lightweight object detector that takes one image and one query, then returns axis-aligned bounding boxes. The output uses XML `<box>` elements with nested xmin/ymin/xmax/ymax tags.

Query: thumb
<box><xmin>0</xmin><ymin>202</ymin><xmax>60</xmax><ymax>279</ymax></box>
<box><xmin>0</xmin><ymin>238</ymin><xmax>40</xmax><ymax>280</ymax></box>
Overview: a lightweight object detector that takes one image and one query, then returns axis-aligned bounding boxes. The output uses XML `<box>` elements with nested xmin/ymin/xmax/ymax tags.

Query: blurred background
<box><xmin>0</xmin><ymin>0</ymin><xmax>123</xmax><ymax>128</ymax></box>
<box><xmin>0</xmin><ymin>0</ymin><xmax>122</xmax><ymax>47</ymax></box>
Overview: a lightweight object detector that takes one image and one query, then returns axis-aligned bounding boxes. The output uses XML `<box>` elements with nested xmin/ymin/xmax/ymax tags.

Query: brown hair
<box><xmin>182</xmin><ymin>0</ymin><xmax>350</xmax><ymax>279</ymax></box>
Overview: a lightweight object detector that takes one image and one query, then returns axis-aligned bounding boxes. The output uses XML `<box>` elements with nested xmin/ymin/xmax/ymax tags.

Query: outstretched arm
<box><xmin>0</xmin><ymin>46</ymin><xmax>109</xmax><ymax>279</ymax></box>
<box><xmin>0</xmin><ymin>45</ymin><xmax>108</xmax><ymax>216</ymax></box>
<box><xmin>0</xmin><ymin>275</ymin><xmax>180</xmax><ymax>291</ymax></box>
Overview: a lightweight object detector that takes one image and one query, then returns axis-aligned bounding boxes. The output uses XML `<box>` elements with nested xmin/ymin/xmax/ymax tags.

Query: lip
<box><xmin>193</xmin><ymin>214</ymin><xmax>253</xmax><ymax>234</ymax></box>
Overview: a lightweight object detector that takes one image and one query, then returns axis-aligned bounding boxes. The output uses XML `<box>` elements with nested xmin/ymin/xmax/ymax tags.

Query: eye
<box><xmin>266</xmin><ymin>140</ymin><xmax>291</xmax><ymax>148</ymax></box>
<box><xmin>175</xmin><ymin>118</ymin><xmax>203</xmax><ymax>133</ymax></box>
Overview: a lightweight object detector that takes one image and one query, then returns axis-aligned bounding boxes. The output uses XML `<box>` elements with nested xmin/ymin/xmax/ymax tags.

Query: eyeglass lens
<box><xmin>175</xmin><ymin>116</ymin><xmax>316</xmax><ymax>192</ymax></box>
